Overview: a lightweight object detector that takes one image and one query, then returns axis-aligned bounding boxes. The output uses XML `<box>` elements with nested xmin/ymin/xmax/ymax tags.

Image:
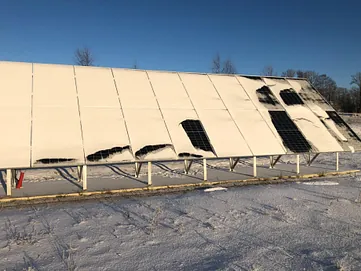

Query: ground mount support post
<box><xmin>148</xmin><ymin>162</ymin><xmax>152</xmax><ymax>186</ymax></box>
<box><xmin>184</xmin><ymin>159</ymin><xmax>193</xmax><ymax>174</ymax></box>
<box><xmin>203</xmin><ymin>158</ymin><xmax>207</xmax><ymax>181</ymax></box>
<box><xmin>253</xmin><ymin>157</ymin><xmax>257</xmax><ymax>177</ymax></box>
<box><xmin>135</xmin><ymin>162</ymin><xmax>142</xmax><ymax>178</ymax></box>
<box><xmin>229</xmin><ymin>157</ymin><xmax>240</xmax><ymax>172</ymax></box>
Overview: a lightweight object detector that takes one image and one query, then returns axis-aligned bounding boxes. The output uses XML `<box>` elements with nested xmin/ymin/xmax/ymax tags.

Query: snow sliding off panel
<box><xmin>74</xmin><ymin>66</ymin><xmax>133</xmax><ymax>162</ymax></box>
<box><xmin>32</xmin><ymin>64</ymin><xmax>84</xmax><ymax>166</ymax></box>
<box><xmin>288</xmin><ymin>79</ymin><xmax>361</xmax><ymax>152</ymax></box>
<box><xmin>0</xmin><ymin>62</ymin><xmax>32</xmax><ymax>168</ymax></box>
<box><xmin>264</xmin><ymin>78</ymin><xmax>343</xmax><ymax>153</ymax></box>
<box><xmin>209</xmin><ymin>75</ymin><xmax>286</xmax><ymax>155</ymax></box>
<box><xmin>123</xmin><ymin>109</ymin><xmax>177</xmax><ymax>160</ymax></box>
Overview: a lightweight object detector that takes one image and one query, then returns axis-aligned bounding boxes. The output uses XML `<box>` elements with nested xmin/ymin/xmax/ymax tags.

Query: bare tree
<box><xmin>351</xmin><ymin>72</ymin><xmax>361</xmax><ymax>112</ymax></box>
<box><xmin>74</xmin><ymin>47</ymin><xmax>94</xmax><ymax>66</ymax></box>
<box><xmin>261</xmin><ymin>65</ymin><xmax>277</xmax><ymax>76</ymax></box>
<box><xmin>211</xmin><ymin>53</ymin><xmax>237</xmax><ymax>74</ymax></box>
<box><xmin>212</xmin><ymin>53</ymin><xmax>221</xmax><ymax>74</ymax></box>
<box><xmin>222</xmin><ymin>59</ymin><xmax>237</xmax><ymax>74</ymax></box>
<box><xmin>132</xmin><ymin>60</ymin><xmax>138</xmax><ymax>69</ymax></box>
<box><xmin>281</xmin><ymin>69</ymin><xmax>296</xmax><ymax>77</ymax></box>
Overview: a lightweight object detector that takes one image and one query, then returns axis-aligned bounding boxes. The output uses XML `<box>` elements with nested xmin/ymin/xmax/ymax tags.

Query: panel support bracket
<box><xmin>135</xmin><ymin>162</ymin><xmax>142</xmax><ymax>178</ymax></box>
<box><xmin>269</xmin><ymin>155</ymin><xmax>282</xmax><ymax>169</ymax></box>
<box><xmin>229</xmin><ymin>157</ymin><xmax>240</xmax><ymax>172</ymax></box>
<box><xmin>184</xmin><ymin>160</ymin><xmax>193</xmax><ymax>174</ymax></box>
<box><xmin>306</xmin><ymin>153</ymin><xmax>319</xmax><ymax>166</ymax></box>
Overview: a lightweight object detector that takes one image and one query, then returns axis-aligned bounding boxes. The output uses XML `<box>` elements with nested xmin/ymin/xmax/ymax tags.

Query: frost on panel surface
<box><xmin>197</xmin><ymin>110</ymin><xmax>253</xmax><ymax>157</ymax></box>
<box><xmin>162</xmin><ymin>110</ymin><xmax>215</xmax><ymax>158</ymax></box>
<box><xmin>112</xmin><ymin>69</ymin><xmax>158</xmax><ymax>109</ymax></box>
<box><xmin>147</xmin><ymin>71</ymin><xmax>193</xmax><ymax>109</ymax></box>
<box><xmin>32</xmin><ymin>64</ymin><xmax>84</xmax><ymax>165</ymax></box>
<box><xmin>209</xmin><ymin>74</ymin><xmax>286</xmax><ymax>156</ymax></box>
<box><xmin>123</xmin><ymin>109</ymin><xmax>177</xmax><ymax>160</ymax></box>
<box><xmin>178</xmin><ymin>73</ymin><xmax>225</xmax><ymax>109</ymax></box>
<box><xmin>264</xmin><ymin>78</ymin><xmax>343</xmax><ymax>153</ymax></box>
<box><xmin>0</xmin><ymin>62</ymin><xmax>32</xmax><ymax>168</ymax></box>
<box><xmin>288</xmin><ymin>79</ymin><xmax>361</xmax><ymax>151</ymax></box>
<box><xmin>75</xmin><ymin>66</ymin><xmax>132</xmax><ymax>162</ymax></box>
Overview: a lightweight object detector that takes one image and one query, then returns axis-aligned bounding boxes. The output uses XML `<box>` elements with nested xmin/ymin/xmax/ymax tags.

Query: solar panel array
<box><xmin>0</xmin><ymin>61</ymin><xmax>359</xmax><ymax>169</ymax></box>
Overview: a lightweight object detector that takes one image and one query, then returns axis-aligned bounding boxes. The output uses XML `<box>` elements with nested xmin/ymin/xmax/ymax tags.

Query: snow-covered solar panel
<box><xmin>287</xmin><ymin>79</ymin><xmax>361</xmax><ymax>152</ymax></box>
<box><xmin>264</xmin><ymin>78</ymin><xmax>343</xmax><ymax>153</ymax></box>
<box><xmin>0</xmin><ymin>61</ymin><xmax>358</xmax><ymax>169</ymax></box>
<box><xmin>32</xmin><ymin>64</ymin><xmax>84</xmax><ymax>166</ymax></box>
<box><xmin>75</xmin><ymin>66</ymin><xmax>132</xmax><ymax>163</ymax></box>
<box><xmin>208</xmin><ymin>75</ymin><xmax>286</xmax><ymax>155</ymax></box>
<box><xmin>0</xmin><ymin>62</ymin><xmax>32</xmax><ymax>168</ymax></box>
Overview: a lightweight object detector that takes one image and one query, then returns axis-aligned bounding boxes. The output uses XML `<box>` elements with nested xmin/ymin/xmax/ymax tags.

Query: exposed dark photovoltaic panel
<box><xmin>279</xmin><ymin>89</ymin><xmax>304</xmax><ymax>105</ymax></box>
<box><xmin>181</xmin><ymin>120</ymin><xmax>214</xmax><ymax>152</ymax></box>
<box><xmin>256</xmin><ymin>86</ymin><xmax>280</xmax><ymax>106</ymax></box>
<box><xmin>269</xmin><ymin>111</ymin><xmax>312</xmax><ymax>153</ymax></box>
<box><xmin>326</xmin><ymin>111</ymin><xmax>361</xmax><ymax>141</ymax></box>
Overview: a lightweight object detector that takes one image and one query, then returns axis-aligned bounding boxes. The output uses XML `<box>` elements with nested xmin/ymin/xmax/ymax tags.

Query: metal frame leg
<box><xmin>135</xmin><ymin>162</ymin><xmax>142</xmax><ymax>178</ymax></box>
<box><xmin>253</xmin><ymin>157</ymin><xmax>257</xmax><ymax>177</ymax></box>
<box><xmin>203</xmin><ymin>158</ymin><xmax>207</xmax><ymax>181</ymax></box>
<box><xmin>296</xmin><ymin>155</ymin><xmax>300</xmax><ymax>174</ymax></box>
<box><xmin>6</xmin><ymin>169</ymin><xmax>12</xmax><ymax>196</ymax></box>
<box><xmin>270</xmin><ymin>155</ymin><xmax>282</xmax><ymax>169</ymax></box>
<box><xmin>148</xmin><ymin>162</ymin><xmax>152</xmax><ymax>186</ymax></box>
<box><xmin>336</xmin><ymin>152</ymin><xmax>339</xmax><ymax>171</ymax></box>
<box><xmin>229</xmin><ymin>157</ymin><xmax>240</xmax><ymax>172</ymax></box>
<box><xmin>184</xmin><ymin>160</ymin><xmax>193</xmax><ymax>174</ymax></box>
<box><xmin>82</xmin><ymin>165</ymin><xmax>87</xmax><ymax>190</ymax></box>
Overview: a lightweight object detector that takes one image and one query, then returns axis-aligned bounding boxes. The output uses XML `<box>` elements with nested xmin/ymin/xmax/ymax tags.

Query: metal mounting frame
<box><xmin>229</xmin><ymin>157</ymin><xmax>240</xmax><ymax>172</ymax></box>
<box><xmin>184</xmin><ymin>159</ymin><xmax>193</xmax><ymax>174</ymax></box>
<box><xmin>269</xmin><ymin>155</ymin><xmax>282</xmax><ymax>169</ymax></box>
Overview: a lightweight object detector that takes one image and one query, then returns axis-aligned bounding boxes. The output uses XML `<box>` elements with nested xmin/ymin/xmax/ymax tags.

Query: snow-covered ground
<box><xmin>1</xmin><ymin>118</ymin><xmax>361</xmax><ymax>270</ymax></box>
<box><xmin>1</xmin><ymin>176</ymin><xmax>361</xmax><ymax>270</ymax></box>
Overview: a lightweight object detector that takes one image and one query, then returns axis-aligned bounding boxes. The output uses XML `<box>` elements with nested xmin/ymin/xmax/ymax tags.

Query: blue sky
<box><xmin>0</xmin><ymin>0</ymin><xmax>360</xmax><ymax>87</ymax></box>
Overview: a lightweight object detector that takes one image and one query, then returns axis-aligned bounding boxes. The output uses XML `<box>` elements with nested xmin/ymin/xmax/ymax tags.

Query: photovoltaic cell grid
<box><xmin>269</xmin><ymin>111</ymin><xmax>312</xmax><ymax>153</ymax></box>
<box><xmin>180</xmin><ymin>120</ymin><xmax>214</xmax><ymax>153</ymax></box>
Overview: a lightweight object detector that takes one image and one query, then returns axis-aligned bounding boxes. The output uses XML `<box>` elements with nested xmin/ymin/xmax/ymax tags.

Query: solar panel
<box><xmin>0</xmin><ymin>61</ymin><xmax>358</xmax><ymax>170</ymax></box>
<box><xmin>279</xmin><ymin>89</ymin><xmax>304</xmax><ymax>105</ymax></box>
<box><xmin>269</xmin><ymin>111</ymin><xmax>312</xmax><ymax>153</ymax></box>
<box><xmin>327</xmin><ymin>111</ymin><xmax>361</xmax><ymax>142</ymax></box>
<box><xmin>180</xmin><ymin>120</ymin><xmax>214</xmax><ymax>152</ymax></box>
